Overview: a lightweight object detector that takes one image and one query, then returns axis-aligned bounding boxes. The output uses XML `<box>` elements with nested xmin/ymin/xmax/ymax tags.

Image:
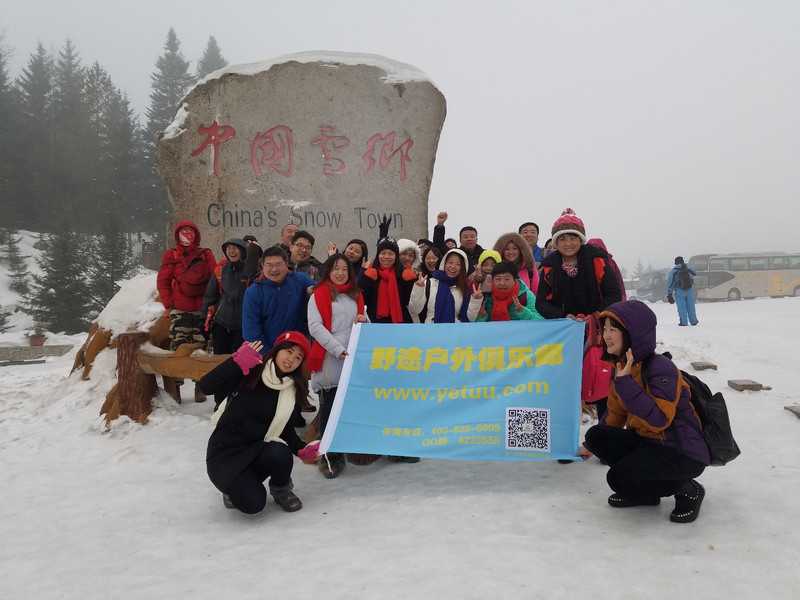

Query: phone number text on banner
<box><xmin>319</xmin><ymin>319</ymin><xmax>584</xmax><ymax>461</ymax></box>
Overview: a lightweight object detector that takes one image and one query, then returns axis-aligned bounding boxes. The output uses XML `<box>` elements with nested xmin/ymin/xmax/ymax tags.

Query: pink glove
<box><xmin>298</xmin><ymin>441</ymin><xmax>321</xmax><ymax>462</ymax></box>
<box><xmin>232</xmin><ymin>342</ymin><xmax>262</xmax><ymax>375</ymax></box>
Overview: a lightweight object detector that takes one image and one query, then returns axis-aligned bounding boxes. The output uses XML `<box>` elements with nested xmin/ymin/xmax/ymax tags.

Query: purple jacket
<box><xmin>596</xmin><ymin>300</ymin><xmax>710</xmax><ymax>465</ymax></box>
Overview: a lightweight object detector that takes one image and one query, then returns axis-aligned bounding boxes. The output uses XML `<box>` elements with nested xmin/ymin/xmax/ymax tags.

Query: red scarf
<box><xmin>490</xmin><ymin>280</ymin><xmax>521</xmax><ymax>322</ymax></box>
<box><xmin>308</xmin><ymin>281</ymin><xmax>365</xmax><ymax>373</ymax></box>
<box><xmin>376</xmin><ymin>266</ymin><xmax>404</xmax><ymax>323</ymax></box>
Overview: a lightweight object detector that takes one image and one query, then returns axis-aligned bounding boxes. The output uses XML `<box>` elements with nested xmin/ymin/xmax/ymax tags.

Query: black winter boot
<box><xmin>608</xmin><ymin>494</ymin><xmax>661</xmax><ymax>508</ymax></box>
<box><xmin>269</xmin><ymin>480</ymin><xmax>303</xmax><ymax>512</ymax></box>
<box><xmin>670</xmin><ymin>480</ymin><xmax>705</xmax><ymax>523</ymax></box>
<box><xmin>319</xmin><ymin>453</ymin><xmax>346</xmax><ymax>479</ymax></box>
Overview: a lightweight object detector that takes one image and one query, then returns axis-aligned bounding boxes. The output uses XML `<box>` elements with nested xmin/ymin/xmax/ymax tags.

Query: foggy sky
<box><xmin>3</xmin><ymin>0</ymin><xmax>799</xmax><ymax>273</ymax></box>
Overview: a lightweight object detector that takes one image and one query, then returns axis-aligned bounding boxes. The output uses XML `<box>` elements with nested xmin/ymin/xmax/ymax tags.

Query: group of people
<box><xmin>156</xmin><ymin>209</ymin><xmax>708</xmax><ymax>523</ymax></box>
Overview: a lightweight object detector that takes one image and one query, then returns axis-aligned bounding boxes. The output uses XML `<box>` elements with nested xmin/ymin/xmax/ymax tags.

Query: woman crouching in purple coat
<box><xmin>577</xmin><ymin>300</ymin><xmax>710</xmax><ymax>523</ymax></box>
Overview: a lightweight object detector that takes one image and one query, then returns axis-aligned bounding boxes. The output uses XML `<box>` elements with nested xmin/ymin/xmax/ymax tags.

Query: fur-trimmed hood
<box><xmin>397</xmin><ymin>238</ymin><xmax>421</xmax><ymax>270</ymax></box>
<box><xmin>493</xmin><ymin>232</ymin><xmax>535</xmax><ymax>270</ymax></box>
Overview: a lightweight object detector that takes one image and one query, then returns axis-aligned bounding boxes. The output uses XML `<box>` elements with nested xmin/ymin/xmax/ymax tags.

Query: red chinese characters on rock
<box><xmin>251</xmin><ymin>125</ymin><xmax>294</xmax><ymax>177</ymax></box>
<box><xmin>311</xmin><ymin>126</ymin><xmax>350</xmax><ymax>177</ymax></box>
<box><xmin>362</xmin><ymin>132</ymin><xmax>414</xmax><ymax>182</ymax></box>
<box><xmin>191</xmin><ymin>122</ymin><xmax>414</xmax><ymax>181</ymax></box>
<box><xmin>190</xmin><ymin>121</ymin><xmax>236</xmax><ymax>176</ymax></box>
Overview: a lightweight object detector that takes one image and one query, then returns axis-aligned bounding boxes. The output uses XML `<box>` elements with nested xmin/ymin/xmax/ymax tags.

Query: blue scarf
<box><xmin>432</xmin><ymin>270</ymin><xmax>470</xmax><ymax>323</ymax></box>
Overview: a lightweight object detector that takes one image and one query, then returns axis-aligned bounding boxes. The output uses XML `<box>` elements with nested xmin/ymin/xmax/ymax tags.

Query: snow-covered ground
<box><xmin>1</xmin><ymin>258</ymin><xmax>799</xmax><ymax>598</ymax></box>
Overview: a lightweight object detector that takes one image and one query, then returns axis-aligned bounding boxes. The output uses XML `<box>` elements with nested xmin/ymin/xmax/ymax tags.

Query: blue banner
<box><xmin>319</xmin><ymin>319</ymin><xmax>584</xmax><ymax>461</ymax></box>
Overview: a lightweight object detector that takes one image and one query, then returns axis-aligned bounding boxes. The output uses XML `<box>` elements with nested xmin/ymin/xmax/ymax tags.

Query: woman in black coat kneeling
<box><xmin>199</xmin><ymin>331</ymin><xmax>320</xmax><ymax>514</ymax></box>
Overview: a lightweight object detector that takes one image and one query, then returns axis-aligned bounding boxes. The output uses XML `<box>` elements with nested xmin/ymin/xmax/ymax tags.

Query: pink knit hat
<box><xmin>551</xmin><ymin>208</ymin><xmax>587</xmax><ymax>244</ymax></box>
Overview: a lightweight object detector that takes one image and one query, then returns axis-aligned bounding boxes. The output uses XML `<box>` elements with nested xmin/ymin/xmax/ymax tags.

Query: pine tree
<box><xmin>51</xmin><ymin>39</ymin><xmax>98</xmax><ymax>229</ymax></box>
<box><xmin>196</xmin><ymin>36</ymin><xmax>228</xmax><ymax>79</ymax></box>
<box><xmin>142</xmin><ymin>28</ymin><xmax>194</xmax><ymax>238</ymax></box>
<box><xmin>146</xmin><ymin>28</ymin><xmax>194</xmax><ymax>144</ymax></box>
<box><xmin>5</xmin><ymin>231</ymin><xmax>31</xmax><ymax>297</ymax></box>
<box><xmin>633</xmin><ymin>260</ymin><xmax>649</xmax><ymax>278</ymax></box>
<box><xmin>102</xmin><ymin>89</ymin><xmax>152</xmax><ymax>231</ymax></box>
<box><xmin>12</xmin><ymin>43</ymin><xmax>55</xmax><ymax>228</ymax></box>
<box><xmin>84</xmin><ymin>61</ymin><xmax>116</xmax><ymax>138</ymax></box>
<box><xmin>26</xmin><ymin>223</ymin><xmax>92</xmax><ymax>334</ymax></box>
<box><xmin>14</xmin><ymin>43</ymin><xmax>54</xmax><ymax>127</ymax></box>
<box><xmin>0</xmin><ymin>35</ymin><xmax>13</xmax><ymax>211</ymax></box>
<box><xmin>83</xmin><ymin>61</ymin><xmax>118</xmax><ymax>221</ymax></box>
<box><xmin>86</xmin><ymin>216</ymin><xmax>141</xmax><ymax>315</ymax></box>
<box><xmin>84</xmin><ymin>62</ymin><xmax>143</xmax><ymax>227</ymax></box>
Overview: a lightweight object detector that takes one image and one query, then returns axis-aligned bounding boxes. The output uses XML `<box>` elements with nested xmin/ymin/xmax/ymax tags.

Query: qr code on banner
<box><xmin>506</xmin><ymin>408</ymin><xmax>550</xmax><ymax>452</ymax></box>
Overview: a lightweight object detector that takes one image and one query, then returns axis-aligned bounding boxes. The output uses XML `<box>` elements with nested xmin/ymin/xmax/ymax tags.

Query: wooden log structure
<box><xmin>136</xmin><ymin>342</ymin><xmax>228</xmax><ymax>380</ymax></box>
<box><xmin>110</xmin><ymin>332</ymin><xmax>157</xmax><ymax>424</ymax></box>
<box><xmin>101</xmin><ymin>333</ymin><xmax>229</xmax><ymax>424</ymax></box>
<box><xmin>73</xmin><ymin>297</ymin><xmax>233</xmax><ymax>424</ymax></box>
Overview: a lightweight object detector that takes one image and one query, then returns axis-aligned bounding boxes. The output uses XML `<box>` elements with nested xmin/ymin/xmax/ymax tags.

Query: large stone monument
<box><xmin>157</xmin><ymin>51</ymin><xmax>447</xmax><ymax>255</ymax></box>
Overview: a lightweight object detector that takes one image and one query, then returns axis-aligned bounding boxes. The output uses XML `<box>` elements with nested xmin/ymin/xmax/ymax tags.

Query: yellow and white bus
<box><xmin>687</xmin><ymin>252</ymin><xmax>800</xmax><ymax>301</ymax></box>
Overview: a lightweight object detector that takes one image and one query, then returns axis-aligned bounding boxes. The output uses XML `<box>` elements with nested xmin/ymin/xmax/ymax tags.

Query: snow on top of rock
<box><xmin>162</xmin><ymin>103</ymin><xmax>190</xmax><ymax>140</ymax></box>
<box><xmin>161</xmin><ymin>51</ymin><xmax>436</xmax><ymax>140</ymax></box>
<box><xmin>198</xmin><ymin>50</ymin><xmax>434</xmax><ymax>87</ymax></box>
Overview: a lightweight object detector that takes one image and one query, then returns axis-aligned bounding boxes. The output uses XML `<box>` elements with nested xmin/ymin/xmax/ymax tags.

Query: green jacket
<box><xmin>475</xmin><ymin>279</ymin><xmax>544</xmax><ymax>321</ymax></box>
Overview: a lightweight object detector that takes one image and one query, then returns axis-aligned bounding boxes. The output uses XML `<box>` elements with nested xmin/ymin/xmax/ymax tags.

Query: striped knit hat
<box><xmin>551</xmin><ymin>208</ymin><xmax>587</xmax><ymax>244</ymax></box>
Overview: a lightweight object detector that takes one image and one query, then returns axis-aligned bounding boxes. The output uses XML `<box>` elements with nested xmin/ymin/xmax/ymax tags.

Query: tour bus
<box><xmin>687</xmin><ymin>252</ymin><xmax>800</xmax><ymax>301</ymax></box>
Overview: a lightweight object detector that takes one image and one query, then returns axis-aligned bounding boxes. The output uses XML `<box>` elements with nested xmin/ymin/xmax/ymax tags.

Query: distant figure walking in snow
<box><xmin>667</xmin><ymin>256</ymin><xmax>698</xmax><ymax>326</ymax></box>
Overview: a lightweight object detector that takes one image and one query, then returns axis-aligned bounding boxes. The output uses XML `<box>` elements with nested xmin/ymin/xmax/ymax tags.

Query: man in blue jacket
<box><xmin>667</xmin><ymin>256</ymin><xmax>698</xmax><ymax>326</ymax></box>
<box><xmin>242</xmin><ymin>247</ymin><xmax>315</xmax><ymax>353</ymax></box>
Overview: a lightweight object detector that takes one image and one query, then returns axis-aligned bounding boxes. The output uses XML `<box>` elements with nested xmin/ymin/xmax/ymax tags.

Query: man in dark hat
<box><xmin>667</xmin><ymin>256</ymin><xmax>698</xmax><ymax>326</ymax></box>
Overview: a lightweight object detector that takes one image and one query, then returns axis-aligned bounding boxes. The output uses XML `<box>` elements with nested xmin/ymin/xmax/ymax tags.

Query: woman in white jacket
<box><xmin>408</xmin><ymin>248</ymin><xmax>481</xmax><ymax>324</ymax></box>
<box><xmin>307</xmin><ymin>254</ymin><xmax>368</xmax><ymax>478</ymax></box>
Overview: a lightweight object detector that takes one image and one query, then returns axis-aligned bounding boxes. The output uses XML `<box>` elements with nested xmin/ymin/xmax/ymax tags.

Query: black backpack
<box><xmin>642</xmin><ymin>352</ymin><xmax>741</xmax><ymax>466</ymax></box>
<box><xmin>676</xmin><ymin>267</ymin><xmax>693</xmax><ymax>290</ymax></box>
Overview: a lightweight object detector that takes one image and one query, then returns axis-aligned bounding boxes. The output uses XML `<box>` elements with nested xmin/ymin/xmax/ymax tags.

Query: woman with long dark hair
<box><xmin>342</xmin><ymin>239</ymin><xmax>369</xmax><ymax>275</ymax></box>
<box><xmin>199</xmin><ymin>333</ymin><xmax>319</xmax><ymax>514</ymax></box>
<box><xmin>307</xmin><ymin>254</ymin><xmax>368</xmax><ymax>478</ymax></box>
<box><xmin>419</xmin><ymin>246</ymin><xmax>442</xmax><ymax>279</ymax></box>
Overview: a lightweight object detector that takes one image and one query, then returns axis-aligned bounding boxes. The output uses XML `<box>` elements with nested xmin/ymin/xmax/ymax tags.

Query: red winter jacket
<box><xmin>157</xmin><ymin>220</ymin><xmax>217</xmax><ymax>311</ymax></box>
